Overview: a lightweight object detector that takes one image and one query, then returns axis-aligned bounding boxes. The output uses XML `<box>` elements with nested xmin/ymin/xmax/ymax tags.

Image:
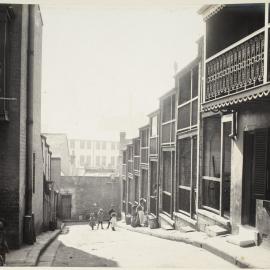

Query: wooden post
<box><xmin>264</xmin><ymin>3</ymin><xmax>269</xmax><ymax>83</ymax></box>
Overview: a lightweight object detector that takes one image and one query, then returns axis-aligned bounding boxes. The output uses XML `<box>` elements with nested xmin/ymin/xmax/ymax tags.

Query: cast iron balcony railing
<box><xmin>205</xmin><ymin>30</ymin><xmax>264</xmax><ymax>102</ymax></box>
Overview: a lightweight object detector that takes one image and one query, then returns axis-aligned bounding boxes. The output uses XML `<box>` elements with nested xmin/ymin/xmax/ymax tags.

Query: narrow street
<box><xmin>38</xmin><ymin>224</ymin><xmax>236</xmax><ymax>268</ymax></box>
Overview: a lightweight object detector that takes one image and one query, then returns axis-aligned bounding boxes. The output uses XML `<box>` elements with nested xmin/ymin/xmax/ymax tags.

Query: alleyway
<box><xmin>37</xmin><ymin>224</ymin><xmax>237</xmax><ymax>268</ymax></box>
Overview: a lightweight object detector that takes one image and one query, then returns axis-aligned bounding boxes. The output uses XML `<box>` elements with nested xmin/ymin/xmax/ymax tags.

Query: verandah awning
<box><xmin>202</xmin><ymin>83</ymin><xmax>270</xmax><ymax>112</ymax></box>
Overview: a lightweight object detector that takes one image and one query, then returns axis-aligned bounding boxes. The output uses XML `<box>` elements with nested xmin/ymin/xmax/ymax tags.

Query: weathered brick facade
<box><xmin>56</xmin><ymin>176</ymin><xmax>121</xmax><ymax>220</ymax></box>
<box><xmin>0</xmin><ymin>5</ymin><xmax>43</xmax><ymax>248</ymax></box>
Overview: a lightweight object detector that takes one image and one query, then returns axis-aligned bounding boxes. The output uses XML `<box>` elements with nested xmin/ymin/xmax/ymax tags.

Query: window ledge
<box><xmin>173</xmin><ymin>212</ymin><xmax>197</xmax><ymax>226</ymax></box>
<box><xmin>197</xmin><ymin>209</ymin><xmax>231</xmax><ymax>227</ymax></box>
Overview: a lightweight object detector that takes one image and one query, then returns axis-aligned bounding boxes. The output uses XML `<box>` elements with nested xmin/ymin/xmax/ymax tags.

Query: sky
<box><xmin>40</xmin><ymin>1</ymin><xmax>204</xmax><ymax>141</ymax></box>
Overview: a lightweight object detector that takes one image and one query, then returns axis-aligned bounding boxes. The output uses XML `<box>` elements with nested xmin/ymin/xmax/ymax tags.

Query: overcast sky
<box><xmin>40</xmin><ymin>2</ymin><xmax>204</xmax><ymax>141</ymax></box>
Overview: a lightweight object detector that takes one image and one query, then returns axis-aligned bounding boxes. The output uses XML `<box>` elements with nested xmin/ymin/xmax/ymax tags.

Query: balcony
<box><xmin>205</xmin><ymin>30</ymin><xmax>265</xmax><ymax>103</ymax></box>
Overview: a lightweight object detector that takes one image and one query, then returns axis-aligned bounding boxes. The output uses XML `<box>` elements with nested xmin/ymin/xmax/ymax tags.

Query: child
<box><xmin>110</xmin><ymin>211</ymin><xmax>117</xmax><ymax>231</ymax></box>
<box><xmin>97</xmin><ymin>208</ymin><xmax>104</xmax><ymax>229</ymax></box>
<box><xmin>131</xmin><ymin>203</ymin><xmax>139</xmax><ymax>227</ymax></box>
<box><xmin>106</xmin><ymin>205</ymin><xmax>115</xmax><ymax>229</ymax></box>
<box><xmin>88</xmin><ymin>213</ymin><xmax>96</xmax><ymax>230</ymax></box>
<box><xmin>137</xmin><ymin>199</ymin><xmax>145</xmax><ymax>226</ymax></box>
<box><xmin>0</xmin><ymin>220</ymin><xmax>8</xmax><ymax>266</ymax></box>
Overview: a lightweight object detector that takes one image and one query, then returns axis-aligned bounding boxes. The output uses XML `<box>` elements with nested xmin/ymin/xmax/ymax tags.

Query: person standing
<box><xmin>88</xmin><ymin>213</ymin><xmax>96</xmax><ymax>230</ymax></box>
<box><xmin>110</xmin><ymin>210</ymin><xmax>117</xmax><ymax>231</ymax></box>
<box><xmin>106</xmin><ymin>205</ymin><xmax>115</xmax><ymax>229</ymax></box>
<box><xmin>137</xmin><ymin>199</ymin><xmax>145</xmax><ymax>226</ymax></box>
<box><xmin>97</xmin><ymin>208</ymin><xmax>104</xmax><ymax>229</ymax></box>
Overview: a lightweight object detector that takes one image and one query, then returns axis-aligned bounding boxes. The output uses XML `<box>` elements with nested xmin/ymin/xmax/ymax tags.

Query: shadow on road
<box><xmin>52</xmin><ymin>242</ymin><xmax>119</xmax><ymax>267</ymax></box>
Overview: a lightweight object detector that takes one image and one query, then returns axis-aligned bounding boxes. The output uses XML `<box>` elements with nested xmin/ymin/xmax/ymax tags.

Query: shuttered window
<box><xmin>253</xmin><ymin>128</ymin><xmax>270</xmax><ymax>200</ymax></box>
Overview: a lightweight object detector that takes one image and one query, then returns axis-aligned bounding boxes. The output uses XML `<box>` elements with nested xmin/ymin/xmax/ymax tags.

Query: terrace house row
<box><xmin>121</xmin><ymin>3</ymin><xmax>270</xmax><ymax>247</ymax></box>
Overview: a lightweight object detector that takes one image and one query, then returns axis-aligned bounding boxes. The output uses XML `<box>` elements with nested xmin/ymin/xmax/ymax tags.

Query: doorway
<box><xmin>242</xmin><ymin>131</ymin><xmax>256</xmax><ymax>227</ymax></box>
<box><xmin>61</xmin><ymin>194</ymin><xmax>72</xmax><ymax>220</ymax></box>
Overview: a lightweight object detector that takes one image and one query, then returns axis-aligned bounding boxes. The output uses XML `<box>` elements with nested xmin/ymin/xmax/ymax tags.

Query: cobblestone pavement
<box><xmin>38</xmin><ymin>224</ymin><xmax>237</xmax><ymax>268</ymax></box>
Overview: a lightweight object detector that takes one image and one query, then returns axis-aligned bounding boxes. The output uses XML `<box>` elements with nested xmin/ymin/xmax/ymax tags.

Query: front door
<box><xmin>150</xmin><ymin>160</ymin><xmax>158</xmax><ymax>216</ymax></box>
<box><xmin>61</xmin><ymin>194</ymin><xmax>72</xmax><ymax>220</ymax></box>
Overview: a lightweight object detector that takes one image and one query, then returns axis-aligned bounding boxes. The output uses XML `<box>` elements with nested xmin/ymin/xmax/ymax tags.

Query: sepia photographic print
<box><xmin>0</xmin><ymin>0</ymin><xmax>269</xmax><ymax>268</ymax></box>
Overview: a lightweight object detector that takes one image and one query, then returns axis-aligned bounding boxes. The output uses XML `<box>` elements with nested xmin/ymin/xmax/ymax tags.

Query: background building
<box><xmin>68</xmin><ymin>139</ymin><xmax>120</xmax><ymax>175</ymax></box>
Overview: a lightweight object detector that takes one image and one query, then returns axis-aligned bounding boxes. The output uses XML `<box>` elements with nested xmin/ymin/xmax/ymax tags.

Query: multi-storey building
<box><xmin>159</xmin><ymin>89</ymin><xmax>176</xmax><ymax>228</ymax></box>
<box><xmin>68</xmin><ymin>139</ymin><xmax>120</xmax><ymax>174</ymax></box>
<box><xmin>0</xmin><ymin>4</ymin><xmax>43</xmax><ymax>248</ymax></box>
<box><xmin>198</xmin><ymin>3</ymin><xmax>270</xmax><ymax>245</ymax></box>
<box><xmin>120</xmin><ymin>2</ymin><xmax>270</xmax><ymax>248</ymax></box>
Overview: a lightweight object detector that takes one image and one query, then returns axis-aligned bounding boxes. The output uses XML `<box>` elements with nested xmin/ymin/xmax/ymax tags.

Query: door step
<box><xmin>226</xmin><ymin>235</ymin><xmax>255</xmax><ymax>247</ymax></box>
<box><xmin>238</xmin><ymin>226</ymin><xmax>259</xmax><ymax>244</ymax></box>
<box><xmin>159</xmin><ymin>213</ymin><xmax>175</xmax><ymax>230</ymax></box>
<box><xmin>227</xmin><ymin>225</ymin><xmax>259</xmax><ymax>246</ymax></box>
<box><xmin>206</xmin><ymin>225</ymin><xmax>229</xmax><ymax>237</ymax></box>
<box><xmin>180</xmin><ymin>226</ymin><xmax>195</xmax><ymax>233</ymax></box>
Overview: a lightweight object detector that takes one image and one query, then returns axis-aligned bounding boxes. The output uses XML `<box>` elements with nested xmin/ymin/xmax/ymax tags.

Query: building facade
<box><xmin>0</xmin><ymin>4</ymin><xmax>43</xmax><ymax>248</ymax></box>
<box><xmin>68</xmin><ymin>139</ymin><xmax>120</xmax><ymax>174</ymax></box>
<box><xmin>120</xmin><ymin>3</ymin><xmax>270</xmax><ymax>248</ymax></box>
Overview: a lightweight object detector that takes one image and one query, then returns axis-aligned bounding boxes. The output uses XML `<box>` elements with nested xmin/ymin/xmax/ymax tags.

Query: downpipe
<box><xmin>24</xmin><ymin>4</ymin><xmax>36</xmax><ymax>245</ymax></box>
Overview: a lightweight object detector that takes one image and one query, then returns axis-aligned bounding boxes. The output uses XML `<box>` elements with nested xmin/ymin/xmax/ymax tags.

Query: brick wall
<box><xmin>31</xmin><ymin>5</ymin><xmax>43</xmax><ymax>235</ymax></box>
<box><xmin>0</xmin><ymin>4</ymin><xmax>43</xmax><ymax>248</ymax></box>
<box><xmin>56</xmin><ymin>176</ymin><xmax>121</xmax><ymax>220</ymax></box>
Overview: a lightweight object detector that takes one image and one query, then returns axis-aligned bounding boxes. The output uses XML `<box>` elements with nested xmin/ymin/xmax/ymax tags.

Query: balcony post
<box><xmin>264</xmin><ymin>3</ymin><xmax>269</xmax><ymax>83</ymax></box>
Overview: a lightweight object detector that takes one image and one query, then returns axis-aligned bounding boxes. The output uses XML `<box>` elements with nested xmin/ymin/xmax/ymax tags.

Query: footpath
<box><xmin>6</xmin><ymin>229</ymin><xmax>61</xmax><ymax>266</ymax></box>
<box><xmin>117</xmin><ymin>220</ymin><xmax>270</xmax><ymax>269</ymax></box>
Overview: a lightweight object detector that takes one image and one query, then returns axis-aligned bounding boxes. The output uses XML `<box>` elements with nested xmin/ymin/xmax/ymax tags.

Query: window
<box><xmin>87</xmin><ymin>141</ymin><xmax>91</xmax><ymax>149</ymax></box>
<box><xmin>111</xmin><ymin>142</ymin><xmax>115</xmax><ymax>150</ymax></box>
<box><xmin>80</xmin><ymin>155</ymin><xmax>85</xmax><ymax>166</ymax></box>
<box><xmin>122</xmin><ymin>180</ymin><xmax>127</xmax><ymax>200</ymax></box>
<box><xmin>70</xmin><ymin>140</ymin><xmax>75</xmax><ymax>148</ymax></box>
<box><xmin>203</xmin><ymin>116</ymin><xmax>221</xmax><ymax>177</ymax></box>
<box><xmin>140</xmin><ymin>128</ymin><xmax>149</xmax><ymax>164</ymax></box>
<box><xmin>122</xmin><ymin>150</ymin><xmax>127</xmax><ymax>164</ymax></box>
<box><xmin>141</xmin><ymin>169</ymin><xmax>148</xmax><ymax>201</ymax></box>
<box><xmin>177</xmin><ymin>66</ymin><xmax>198</xmax><ymax>131</ymax></box>
<box><xmin>134</xmin><ymin>139</ymin><xmax>140</xmax><ymax>156</ymax></box>
<box><xmin>96</xmin><ymin>142</ymin><xmax>100</xmax><ymax>150</ymax></box>
<box><xmin>80</xmin><ymin>140</ymin><xmax>85</xmax><ymax>149</ymax></box>
<box><xmin>135</xmin><ymin>175</ymin><xmax>139</xmax><ymax>202</ymax></box>
<box><xmin>202</xmin><ymin>115</ymin><xmax>233</xmax><ymax>215</ymax></box>
<box><xmin>102</xmin><ymin>142</ymin><xmax>106</xmax><ymax>150</ymax></box>
<box><xmin>162</xmin><ymin>150</ymin><xmax>175</xmax><ymax>215</ymax></box>
<box><xmin>150</xmin><ymin>161</ymin><xmax>158</xmax><ymax>196</ymax></box>
<box><xmin>162</xmin><ymin>94</ymin><xmax>176</xmax><ymax>144</ymax></box>
<box><xmin>151</xmin><ymin>115</ymin><xmax>158</xmax><ymax>137</ymax></box>
<box><xmin>163</xmin><ymin>151</ymin><xmax>173</xmax><ymax>193</ymax></box>
<box><xmin>111</xmin><ymin>156</ymin><xmax>115</xmax><ymax>166</ymax></box>
<box><xmin>0</xmin><ymin>7</ymin><xmax>12</xmax><ymax>121</ymax></box>
<box><xmin>86</xmin><ymin>155</ymin><xmax>91</xmax><ymax>166</ymax></box>
<box><xmin>96</xmin><ymin>156</ymin><xmax>100</xmax><ymax>166</ymax></box>
<box><xmin>177</xmin><ymin>136</ymin><xmax>197</xmax><ymax>217</ymax></box>
<box><xmin>102</xmin><ymin>156</ymin><xmax>106</xmax><ymax>166</ymax></box>
<box><xmin>162</xmin><ymin>94</ymin><xmax>175</xmax><ymax>123</ymax></box>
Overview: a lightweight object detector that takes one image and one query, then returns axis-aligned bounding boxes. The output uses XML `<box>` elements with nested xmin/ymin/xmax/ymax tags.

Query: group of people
<box><xmin>131</xmin><ymin>198</ymin><xmax>147</xmax><ymax>227</ymax></box>
<box><xmin>88</xmin><ymin>205</ymin><xmax>117</xmax><ymax>231</ymax></box>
